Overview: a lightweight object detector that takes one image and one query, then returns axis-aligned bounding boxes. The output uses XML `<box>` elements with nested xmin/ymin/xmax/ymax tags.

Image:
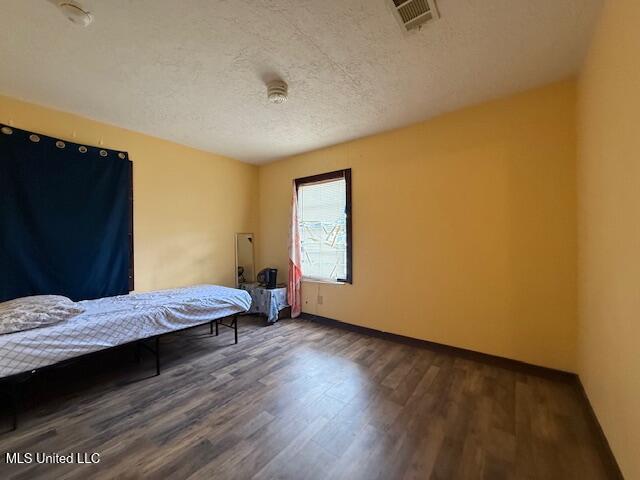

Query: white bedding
<box><xmin>0</xmin><ymin>285</ymin><xmax>251</xmax><ymax>378</ymax></box>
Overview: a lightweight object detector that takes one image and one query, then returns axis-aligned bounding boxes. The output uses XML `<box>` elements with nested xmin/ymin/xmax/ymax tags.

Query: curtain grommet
<box><xmin>99</xmin><ymin>150</ymin><xmax>108</xmax><ymax>157</ymax></box>
<box><xmin>1</xmin><ymin>126</ymin><xmax>12</xmax><ymax>135</ymax></box>
<box><xmin>29</xmin><ymin>134</ymin><xmax>40</xmax><ymax>143</ymax></box>
<box><xmin>118</xmin><ymin>152</ymin><xmax>125</xmax><ymax>159</ymax></box>
<box><xmin>56</xmin><ymin>141</ymin><xmax>65</xmax><ymax>149</ymax></box>
<box><xmin>79</xmin><ymin>146</ymin><xmax>87</xmax><ymax>153</ymax></box>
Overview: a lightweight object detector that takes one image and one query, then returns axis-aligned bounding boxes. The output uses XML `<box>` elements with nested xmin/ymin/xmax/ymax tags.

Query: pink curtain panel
<box><xmin>287</xmin><ymin>182</ymin><xmax>302</xmax><ymax>318</ymax></box>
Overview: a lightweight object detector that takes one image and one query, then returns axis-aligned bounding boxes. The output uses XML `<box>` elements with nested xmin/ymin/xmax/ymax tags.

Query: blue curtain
<box><xmin>0</xmin><ymin>125</ymin><xmax>132</xmax><ymax>302</ymax></box>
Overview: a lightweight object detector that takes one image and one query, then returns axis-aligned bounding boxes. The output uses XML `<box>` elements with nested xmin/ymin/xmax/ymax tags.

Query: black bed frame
<box><xmin>0</xmin><ymin>314</ymin><xmax>238</xmax><ymax>432</ymax></box>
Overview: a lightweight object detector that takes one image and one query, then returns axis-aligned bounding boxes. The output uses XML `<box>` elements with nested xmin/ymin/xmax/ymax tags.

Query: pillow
<box><xmin>0</xmin><ymin>295</ymin><xmax>85</xmax><ymax>335</ymax></box>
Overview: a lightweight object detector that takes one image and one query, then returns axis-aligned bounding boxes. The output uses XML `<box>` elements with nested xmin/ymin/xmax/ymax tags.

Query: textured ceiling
<box><xmin>0</xmin><ymin>0</ymin><xmax>602</xmax><ymax>163</ymax></box>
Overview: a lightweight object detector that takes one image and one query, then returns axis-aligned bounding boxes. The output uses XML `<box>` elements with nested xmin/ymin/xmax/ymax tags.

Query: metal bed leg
<box><xmin>210</xmin><ymin>320</ymin><xmax>214</xmax><ymax>335</ymax></box>
<box><xmin>9</xmin><ymin>380</ymin><xmax>18</xmax><ymax>432</ymax></box>
<box><xmin>134</xmin><ymin>342</ymin><xmax>141</xmax><ymax>364</ymax></box>
<box><xmin>234</xmin><ymin>315</ymin><xmax>238</xmax><ymax>344</ymax></box>
<box><xmin>155</xmin><ymin>337</ymin><xmax>160</xmax><ymax>376</ymax></box>
<box><xmin>215</xmin><ymin>320</ymin><xmax>219</xmax><ymax>336</ymax></box>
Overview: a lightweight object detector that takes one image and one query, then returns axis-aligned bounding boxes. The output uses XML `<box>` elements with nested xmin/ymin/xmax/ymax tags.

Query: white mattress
<box><xmin>0</xmin><ymin>285</ymin><xmax>251</xmax><ymax>379</ymax></box>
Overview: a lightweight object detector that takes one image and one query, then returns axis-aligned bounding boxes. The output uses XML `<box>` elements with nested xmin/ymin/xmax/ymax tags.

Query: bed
<box><xmin>0</xmin><ymin>284</ymin><xmax>251</xmax><ymax>379</ymax></box>
<box><xmin>0</xmin><ymin>285</ymin><xmax>251</xmax><ymax>430</ymax></box>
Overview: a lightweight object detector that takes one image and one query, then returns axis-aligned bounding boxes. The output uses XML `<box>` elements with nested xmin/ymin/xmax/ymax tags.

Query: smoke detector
<box><xmin>58</xmin><ymin>1</ymin><xmax>93</xmax><ymax>27</ymax></box>
<box><xmin>390</xmin><ymin>0</ymin><xmax>439</xmax><ymax>32</ymax></box>
<box><xmin>267</xmin><ymin>80</ymin><xmax>288</xmax><ymax>104</ymax></box>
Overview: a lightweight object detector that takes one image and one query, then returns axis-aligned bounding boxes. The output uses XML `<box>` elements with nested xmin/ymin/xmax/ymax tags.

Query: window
<box><xmin>296</xmin><ymin>169</ymin><xmax>352</xmax><ymax>283</ymax></box>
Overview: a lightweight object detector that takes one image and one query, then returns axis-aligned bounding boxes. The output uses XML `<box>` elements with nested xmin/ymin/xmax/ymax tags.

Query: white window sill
<box><xmin>302</xmin><ymin>278</ymin><xmax>347</xmax><ymax>285</ymax></box>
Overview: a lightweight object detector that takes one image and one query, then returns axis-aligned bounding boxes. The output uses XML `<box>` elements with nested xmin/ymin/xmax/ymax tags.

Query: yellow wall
<box><xmin>577</xmin><ymin>1</ymin><xmax>640</xmax><ymax>477</ymax></box>
<box><xmin>258</xmin><ymin>80</ymin><xmax>578</xmax><ymax>372</ymax></box>
<box><xmin>0</xmin><ymin>95</ymin><xmax>258</xmax><ymax>292</ymax></box>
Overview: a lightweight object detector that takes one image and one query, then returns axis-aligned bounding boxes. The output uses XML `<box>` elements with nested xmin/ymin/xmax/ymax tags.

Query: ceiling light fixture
<box><xmin>58</xmin><ymin>1</ymin><xmax>93</xmax><ymax>27</ymax></box>
<box><xmin>267</xmin><ymin>80</ymin><xmax>288</xmax><ymax>104</ymax></box>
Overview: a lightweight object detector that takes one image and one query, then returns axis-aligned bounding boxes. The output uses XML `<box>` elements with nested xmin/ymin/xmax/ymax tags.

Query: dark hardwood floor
<box><xmin>0</xmin><ymin>317</ymin><xmax>615</xmax><ymax>479</ymax></box>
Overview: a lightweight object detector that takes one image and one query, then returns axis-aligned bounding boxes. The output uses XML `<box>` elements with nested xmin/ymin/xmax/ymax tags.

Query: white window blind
<box><xmin>298</xmin><ymin>177</ymin><xmax>347</xmax><ymax>281</ymax></box>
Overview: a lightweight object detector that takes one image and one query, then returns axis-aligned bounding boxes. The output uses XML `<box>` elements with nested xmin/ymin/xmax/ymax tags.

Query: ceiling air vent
<box><xmin>390</xmin><ymin>0</ymin><xmax>439</xmax><ymax>31</ymax></box>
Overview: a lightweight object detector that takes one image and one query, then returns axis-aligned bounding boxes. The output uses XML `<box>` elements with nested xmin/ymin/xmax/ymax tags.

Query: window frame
<box><xmin>295</xmin><ymin>168</ymin><xmax>352</xmax><ymax>284</ymax></box>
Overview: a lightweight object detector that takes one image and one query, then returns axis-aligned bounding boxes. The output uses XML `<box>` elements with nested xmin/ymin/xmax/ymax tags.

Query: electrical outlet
<box><xmin>317</xmin><ymin>295</ymin><xmax>323</xmax><ymax>305</ymax></box>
